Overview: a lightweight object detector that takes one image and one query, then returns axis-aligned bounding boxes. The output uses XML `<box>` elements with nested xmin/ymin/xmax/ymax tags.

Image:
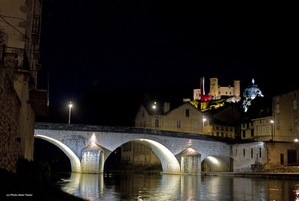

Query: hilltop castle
<box><xmin>193</xmin><ymin>77</ymin><xmax>241</xmax><ymax>101</ymax></box>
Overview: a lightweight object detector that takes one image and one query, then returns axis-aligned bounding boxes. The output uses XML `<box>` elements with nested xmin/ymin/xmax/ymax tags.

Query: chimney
<box><xmin>163</xmin><ymin>102</ymin><xmax>170</xmax><ymax>113</ymax></box>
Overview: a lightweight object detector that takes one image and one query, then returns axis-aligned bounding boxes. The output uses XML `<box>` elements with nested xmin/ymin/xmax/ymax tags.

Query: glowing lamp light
<box><xmin>294</xmin><ymin>138</ymin><xmax>299</xmax><ymax>142</ymax></box>
<box><xmin>68</xmin><ymin>101</ymin><xmax>73</xmax><ymax>124</ymax></box>
<box><xmin>152</xmin><ymin>102</ymin><xmax>157</xmax><ymax>110</ymax></box>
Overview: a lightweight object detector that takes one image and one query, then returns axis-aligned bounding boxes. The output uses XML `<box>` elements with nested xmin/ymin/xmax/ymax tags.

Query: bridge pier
<box><xmin>180</xmin><ymin>148</ymin><xmax>201</xmax><ymax>174</ymax></box>
<box><xmin>81</xmin><ymin>144</ymin><xmax>105</xmax><ymax>173</ymax></box>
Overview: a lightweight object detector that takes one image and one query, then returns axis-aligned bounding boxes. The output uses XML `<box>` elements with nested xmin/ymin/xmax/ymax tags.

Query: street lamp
<box><xmin>270</xmin><ymin>120</ymin><xmax>274</xmax><ymax>141</ymax></box>
<box><xmin>68</xmin><ymin>101</ymin><xmax>73</xmax><ymax>124</ymax></box>
<box><xmin>202</xmin><ymin>116</ymin><xmax>206</xmax><ymax>133</ymax></box>
<box><xmin>152</xmin><ymin>102</ymin><xmax>157</xmax><ymax>128</ymax></box>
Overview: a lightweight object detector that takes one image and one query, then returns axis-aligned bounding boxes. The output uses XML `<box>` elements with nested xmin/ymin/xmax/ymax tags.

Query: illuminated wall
<box><xmin>231</xmin><ymin>142</ymin><xmax>266</xmax><ymax>172</ymax></box>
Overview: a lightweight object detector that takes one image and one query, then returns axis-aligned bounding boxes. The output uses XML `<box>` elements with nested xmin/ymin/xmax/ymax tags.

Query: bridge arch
<box><xmin>106</xmin><ymin>138</ymin><xmax>181</xmax><ymax>174</ymax></box>
<box><xmin>134</xmin><ymin>139</ymin><xmax>181</xmax><ymax>174</ymax></box>
<box><xmin>35</xmin><ymin>134</ymin><xmax>82</xmax><ymax>173</ymax></box>
<box><xmin>201</xmin><ymin>155</ymin><xmax>231</xmax><ymax>172</ymax></box>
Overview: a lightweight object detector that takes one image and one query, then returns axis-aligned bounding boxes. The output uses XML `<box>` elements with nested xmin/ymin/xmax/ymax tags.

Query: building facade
<box><xmin>272</xmin><ymin>90</ymin><xmax>299</xmax><ymax>142</ymax></box>
<box><xmin>241</xmin><ymin>116</ymin><xmax>274</xmax><ymax>142</ymax></box>
<box><xmin>0</xmin><ymin>0</ymin><xmax>47</xmax><ymax>172</ymax></box>
<box><xmin>135</xmin><ymin>102</ymin><xmax>211</xmax><ymax>135</ymax></box>
<box><xmin>134</xmin><ymin>101</ymin><xmax>239</xmax><ymax>138</ymax></box>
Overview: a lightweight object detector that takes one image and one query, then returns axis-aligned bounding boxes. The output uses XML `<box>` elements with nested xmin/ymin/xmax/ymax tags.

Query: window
<box><xmin>293</xmin><ymin>100</ymin><xmax>297</xmax><ymax>110</ymax></box>
<box><xmin>185</xmin><ymin>109</ymin><xmax>190</xmax><ymax>117</ymax></box>
<box><xmin>176</xmin><ymin>120</ymin><xmax>181</xmax><ymax>128</ymax></box>
<box><xmin>251</xmin><ymin>148</ymin><xmax>253</xmax><ymax>158</ymax></box>
<box><xmin>259</xmin><ymin>148</ymin><xmax>262</xmax><ymax>158</ymax></box>
<box><xmin>280</xmin><ymin>153</ymin><xmax>284</xmax><ymax>165</ymax></box>
<box><xmin>155</xmin><ymin>119</ymin><xmax>159</xmax><ymax>127</ymax></box>
<box><xmin>275</xmin><ymin>104</ymin><xmax>280</xmax><ymax>114</ymax></box>
<box><xmin>287</xmin><ymin>149</ymin><xmax>297</xmax><ymax>165</ymax></box>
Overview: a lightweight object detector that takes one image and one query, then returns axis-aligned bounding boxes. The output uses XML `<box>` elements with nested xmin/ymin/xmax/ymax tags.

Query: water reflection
<box><xmin>57</xmin><ymin>173</ymin><xmax>299</xmax><ymax>201</ymax></box>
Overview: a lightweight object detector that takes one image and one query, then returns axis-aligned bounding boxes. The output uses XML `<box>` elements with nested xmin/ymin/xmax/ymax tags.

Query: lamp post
<box><xmin>202</xmin><ymin>116</ymin><xmax>206</xmax><ymax>133</ymax></box>
<box><xmin>68</xmin><ymin>102</ymin><xmax>73</xmax><ymax>124</ymax></box>
<box><xmin>152</xmin><ymin>102</ymin><xmax>157</xmax><ymax>128</ymax></box>
<box><xmin>270</xmin><ymin>120</ymin><xmax>274</xmax><ymax>141</ymax></box>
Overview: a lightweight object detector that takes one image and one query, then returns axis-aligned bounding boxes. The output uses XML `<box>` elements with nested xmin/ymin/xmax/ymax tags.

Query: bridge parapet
<box><xmin>35</xmin><ymin>122</ymin><xmax>239</xmax><ymax>143</ymax></box>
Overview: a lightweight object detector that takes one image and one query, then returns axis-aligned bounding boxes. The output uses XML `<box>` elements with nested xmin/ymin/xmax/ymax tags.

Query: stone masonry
<box><xmin>0</xmin><ymin>64</ymin><xmax>21</xmax><ymax>172</ymax></box>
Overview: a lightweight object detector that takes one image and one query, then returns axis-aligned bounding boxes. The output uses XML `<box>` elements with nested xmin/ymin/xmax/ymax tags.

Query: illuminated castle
<box><xmin>193</xmin><ymin>77</ymin><xmax>241</xmax><ymax>101</ymax></box>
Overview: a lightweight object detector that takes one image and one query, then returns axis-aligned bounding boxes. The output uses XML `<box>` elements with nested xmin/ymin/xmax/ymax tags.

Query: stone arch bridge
<box><xmin>34</xmin><ymin>123</ymin><xmax>234</xmax><ymax>174</ymax></box>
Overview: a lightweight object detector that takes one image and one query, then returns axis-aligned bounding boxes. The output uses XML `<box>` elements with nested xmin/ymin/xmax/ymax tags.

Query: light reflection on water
<box><xmin>57</xmin><ymin>173</ymin><xmax>299</xmax><ymax>201</ymax></box>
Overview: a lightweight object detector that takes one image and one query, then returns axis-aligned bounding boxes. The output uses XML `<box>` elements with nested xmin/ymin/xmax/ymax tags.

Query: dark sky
<box><xmin>37</xmin><ymin>1</ymin><xmax>299</xmax><ymax>126</ymax></box>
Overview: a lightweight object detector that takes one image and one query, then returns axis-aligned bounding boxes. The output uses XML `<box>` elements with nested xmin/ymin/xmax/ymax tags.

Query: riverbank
<box><xmin>0</xmin><ymin>158</ymin><xmax>86</xmax><ymax>201</ymax></box>
<box><xmin>0</xmin><ymin>169</ymin><xmax>86</xmax><ymax>201</ymax></box>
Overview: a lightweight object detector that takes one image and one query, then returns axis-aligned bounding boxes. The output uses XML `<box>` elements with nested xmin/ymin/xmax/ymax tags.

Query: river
<box><xmin>55</xmin><ymin>172</ymin><xmax>299</xmax><ymax>201</ymax></box>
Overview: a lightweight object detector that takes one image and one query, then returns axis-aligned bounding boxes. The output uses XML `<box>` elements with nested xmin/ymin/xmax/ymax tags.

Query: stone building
<box><xmin>135</xmin><ymin>102</ymin><xmax>207</xmax><ymax>134</ymax></box>
<box><xmin>0</xmin><ymin>0</ymin><xmax>47</xmax><ymax>172</ymax></box>
<box><xmin>232</xmin><ymin>141</ymin><xmax>299</xmax><ymax>172</ymax></box>
<box><xmin>134</xmin><ymin>101</ymin><xmax>240</xmax><ymax>138</ymax></box>
<box><xmin>241</xmin><ymin>90</ymin><xmax>299</xmax><ymax>143</ymax></box>
<box><xmin>272</xmin><ymin>90</ymin><xmax>299</xmax><ymax>142</ymax></box>
<box><xmin>239</xmin><ymin>90</ymin><xmax>299</xmax><ymax>169</ymax></box>
<box><xmin>241</xmin><ymin>116</ymin><xmax>274</xmax><ymax>141</ymax></box>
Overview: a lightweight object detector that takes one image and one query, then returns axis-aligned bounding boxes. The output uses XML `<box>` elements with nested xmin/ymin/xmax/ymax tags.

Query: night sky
<box><xmin>36</xmin><ymin>1</ymin><xmax>299</xmax><ymax>126</ymax></box>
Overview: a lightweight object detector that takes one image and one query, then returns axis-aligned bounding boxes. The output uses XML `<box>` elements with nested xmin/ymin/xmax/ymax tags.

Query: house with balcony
<box><xmin>0</xmin><ymin>0</ymin><xmax>47</xmax><ymax>172</ymax></box>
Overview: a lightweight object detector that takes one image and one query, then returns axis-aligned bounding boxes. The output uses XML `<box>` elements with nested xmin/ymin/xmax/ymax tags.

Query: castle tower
<box><xmin>233</xmin><ymin>80</ymin><xmax>240</xmax><ymax>97</ymax></box>
<box><xmin>209</xmin><ymin>77</ymin><xmax>219</xmax><ymax>99</ymax></box>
